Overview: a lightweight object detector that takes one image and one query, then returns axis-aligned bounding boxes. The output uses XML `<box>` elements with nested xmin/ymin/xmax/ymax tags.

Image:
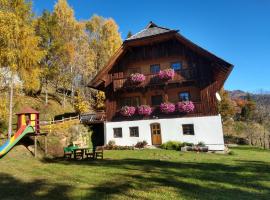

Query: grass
<box><xmin>0</xmin><ymin>146</ymin><xmax>270</xmax><ymax>200</ymax></box>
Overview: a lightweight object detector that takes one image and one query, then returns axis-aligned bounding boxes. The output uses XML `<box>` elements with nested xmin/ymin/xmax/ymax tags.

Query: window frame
<box><xmin>150</xmin><ymin>64</ymin><xmax>161</xmax><ymax>74</ymax></box>
<box><xmin>179</xmin><ymin>92</ymin><xmax>191</xmax><ymax>101</ymax></box>
<box><xmin>151</xmin><ymin>95</ymin><xmax>163</xmax><ymax>106</ymax></box>
<box><xmin>119</xmin><ymin>96</ymin><xmax>141</xmax><ymax>107</ymax></box>
<box><xmin>129</xmin><ymin>126</ymin><xmax>139</xmax><ymax>137</ymax></box>
<box><xmin>182</xmin><ymin>124</ymin><xmax>195</xmax><ymax>135</ymax></box>
<box><xmin>170</xmin><ymin>61</ymin><xmax>182</xmax><ymax>71</ymax></box>
<box><xmin>113</xmin><ymin>128</ymin><xmax>123</xmax><ymax>138</ymax></box>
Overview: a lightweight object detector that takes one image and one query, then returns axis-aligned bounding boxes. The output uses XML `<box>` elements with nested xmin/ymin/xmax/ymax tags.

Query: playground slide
<box><xmin>0</xmin><ymin>125</ymin><xmax>35</xmax><ymax>158</ymax></box>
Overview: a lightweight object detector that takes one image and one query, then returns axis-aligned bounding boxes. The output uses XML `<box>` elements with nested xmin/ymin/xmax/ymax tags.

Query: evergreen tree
<box><xmin>126</xmin><ymin>31</ymin><xmax>132</xmax><ymax>39</ymax></box>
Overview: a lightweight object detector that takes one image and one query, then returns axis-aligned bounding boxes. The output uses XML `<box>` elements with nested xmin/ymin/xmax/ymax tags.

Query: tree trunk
<box><xmin>45</xmin><ymin>81</ymin><xmax>48</xmax><ymax>105</ymax></box>
<box><xmin>8</xmin><ymin>74</ymin><xmax>14</xmax><ymax>138</ymax></box>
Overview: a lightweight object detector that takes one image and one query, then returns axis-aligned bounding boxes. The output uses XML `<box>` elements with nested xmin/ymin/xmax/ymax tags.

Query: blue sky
<box><xmin>32</xmin><ymin>0</ymin><xmax>270</xmax><ymax>92</ymax></box>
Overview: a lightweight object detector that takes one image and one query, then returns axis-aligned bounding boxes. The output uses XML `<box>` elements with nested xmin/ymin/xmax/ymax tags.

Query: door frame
<box><xmin>150</xmin><ymin>123</ymin><xmax>162</xmax><ymax>145</ymax></box>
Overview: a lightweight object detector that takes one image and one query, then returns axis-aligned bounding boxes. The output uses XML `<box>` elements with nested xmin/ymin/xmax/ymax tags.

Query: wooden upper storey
<box><xmin>89</xmin><ymin>22</ymin><xmax>233</xmax><ymax>92</ymax></box>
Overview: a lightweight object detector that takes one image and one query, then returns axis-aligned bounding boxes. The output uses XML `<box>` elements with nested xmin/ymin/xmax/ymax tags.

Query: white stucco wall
<box><xmin>104</xmin><ymin>115</ymin><xmax>225</xmax><ymax>151</ymax></box>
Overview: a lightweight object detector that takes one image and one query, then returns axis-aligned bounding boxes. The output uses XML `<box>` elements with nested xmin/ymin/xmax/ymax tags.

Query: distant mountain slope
<box><xmin>228</xmin><ymin>90</ymin><xmax>270</xmax><ymax>107</ymax></box>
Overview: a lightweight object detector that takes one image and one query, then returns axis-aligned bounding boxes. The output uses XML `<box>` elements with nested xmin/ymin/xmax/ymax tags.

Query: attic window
<box><xmin>150</xmin><ymin>64</ymin><xmax>160</xmax><ymax>74</ymax></box>
<box><xmin>171</xmin><ymin>62</ymin><xmax>182</xmax><ymax>71</ymax></box>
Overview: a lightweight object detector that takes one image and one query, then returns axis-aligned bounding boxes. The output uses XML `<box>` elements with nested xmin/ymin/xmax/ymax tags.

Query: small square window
<box><xmin>182</xmin><ymin>124</ymin><xmax>194</xmax><ymax>135</ymax></box>
<box><xmin>113</xmin><ymin>128</ymin><xmax>122</xmax><ymax>138</ymax></box>
<box><xmin>129</xmin><ymin>127</ymin><xmax>139</xmax><ymax>137</ymax></box>
<box><xmin>151</xmin><ymin>95</ymin><xmax>163</xmax><ymax>106</ymax></box>
<box><xmin>150</xmin><ymin>64</ymin><xmax>160</xmax><ymax>74</ymax></box>
<box><xmin>171</xmin><ymin>62</ymin><xmax>182</xmax><ymax>71</ymax></box>
<box><xmin>179</xmin><ymin>92</ymin><xmax>190</xmax><ymax>101</ymax></box>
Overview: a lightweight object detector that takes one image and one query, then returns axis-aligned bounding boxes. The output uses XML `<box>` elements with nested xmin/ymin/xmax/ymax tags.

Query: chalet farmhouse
<box><xmin>89</xmin><ymin>22</ymin><xmax>233</xmax><ymax>151</ymax></box>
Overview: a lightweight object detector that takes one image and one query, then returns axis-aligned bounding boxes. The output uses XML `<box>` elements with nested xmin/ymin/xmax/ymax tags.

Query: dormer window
<box><xmin>150</xmin><ymin>64</ymin><xmax>160</xmax><ymax>74</ymax></box>
<box><xmin>171</xmin><ymin>62</ymin><xmax>182</xmax><ymax>71</ymax></box>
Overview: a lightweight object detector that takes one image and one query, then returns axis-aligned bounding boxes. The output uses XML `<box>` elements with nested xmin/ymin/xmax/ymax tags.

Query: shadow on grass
<box><xmin>40</xmin><ymin>157</ymin><xmax>270</xmax><ymax>200</ymax></box>
<box><xmin>0</xmin><ymin>173</ymin><xmax>71</xmax><ymax>200</ymax></box>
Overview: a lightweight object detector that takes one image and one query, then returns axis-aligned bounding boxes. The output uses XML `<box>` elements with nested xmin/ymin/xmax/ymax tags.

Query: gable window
<box><xmin>182</xmin><ymin>124</ymin><xmax>194</xmax><ymax>135</ymax></box>
<box><xmin>151</xmin><ymin>95</ymin><xmax>163</xmax><ymax>106</ymax></box>
<box><xmin>113</xmin><ymin>128</ymin><xmax>122</xmax><ymax>138</ymax></box>
<box><xmin>129</xmin><ymin>127</ymin><xmax>139</xmax><ymax>137</ymax></box>
<box><xmin>171</xmin><ymin>62</ymin><xmax>182</xmax><ymax>71</ymax></box>
<box><xmin>150</xmin><ymin>64</ymin><xmax>160</xmax><ymax>74</ymax></box>
<box><xmin>120</xmin><ymin>96</ymin><xmax>140</xmax><ymax>107</ymax></box>
<box><xmin>179</xmin><ymin>92</ymin><xmax>190</xmax><ymax>101</ymax></box>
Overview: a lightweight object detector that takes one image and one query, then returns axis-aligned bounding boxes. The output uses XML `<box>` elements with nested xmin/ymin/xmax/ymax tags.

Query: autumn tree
<box><xmin>240</xmin><ymin>93</ymin><xmax>256</xmax><ymax>121</ymax></box>
<box><xmin>218</xmin><ymin>88</ymin><xmax>236</xmax><ymax>122</ymax></box>
<box><xmin>0</xmin><ymin>0</ymin><xmax>43</xmax><ymax>137</ymax></box>
<box><xmin>86</xmin><ymin>15</ymin><xmax>122</xmax><ymax>74</ymax></box>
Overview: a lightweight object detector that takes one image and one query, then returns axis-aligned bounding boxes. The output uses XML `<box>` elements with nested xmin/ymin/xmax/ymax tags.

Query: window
<box><xmin>179</xmin><ymin>92</ymin><xmax>190</xmax><ymax>101</ymax></box>
<box><xmin>129</xmin><ymin>127</ymin><xmax>139</xmax><ymax>137</ymax></box>
<box><xmin>120</xmin><ymin>96</ymin><xmax>140</xmax><ymax>107</ymax></box>
<box><xmin>150</xmin><ymin>64</ymin><xmax>160</xmax><ymax>74</ymax></box>
<box><xmin>171</xmin><ymin>62</ymin><xmax>182</xmax><ymax>71</ymax></box>
<box><xmin>182</xmin><ymin>124</ymin><xmax>194</xmax><ymax>135</ymax></box>
<box><xmin>151</xmin><ymin>95</ymin><xmax>163</xmax><ymax>106</ymax></box>
<box><xmin>113</xmin><ymin>128</ymin><xmax>122</xmax><ymax>138</ymax></box>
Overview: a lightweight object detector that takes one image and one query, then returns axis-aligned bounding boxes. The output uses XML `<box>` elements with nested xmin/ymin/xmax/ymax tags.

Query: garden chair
<box><xmin>85</xmin><ymin>148</ymin><xmax>95</xmax><ymax>159</ymax></box>
<box><xmin>74</xmin><ymin>149</ymin><xmax>84</xmax><ymax>160</ymax></box>
<box><xmin>94</xmin><ymin>146</ymin><xmax>104</xmax><ymax>160</ymax></box>
<box><xmin>63</xmin><ymin>147</ymin><xmax>72</xmax><ymax>159</ymax></box>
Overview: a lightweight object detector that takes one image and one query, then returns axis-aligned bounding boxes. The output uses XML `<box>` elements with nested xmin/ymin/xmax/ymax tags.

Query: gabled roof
<box><xmin>126</xmin><ymin>21</ymin><xmax>178</xmax><ymax>41</ymax></box>
<box><xmin>89</xmin><ymin>22</ymin><xmax>233</xmax><ymax>89</ymax></box>
<box><xmin>16</xmin><ymin>107</ymin><xmax>39</xmax><ymax>115</ymax></box>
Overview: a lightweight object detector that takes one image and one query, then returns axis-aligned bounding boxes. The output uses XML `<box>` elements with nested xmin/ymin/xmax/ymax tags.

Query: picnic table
<box><xmin>64</xmin><ymin>146</ymin><xmax>103</xmax><ymax>160</ymax></box>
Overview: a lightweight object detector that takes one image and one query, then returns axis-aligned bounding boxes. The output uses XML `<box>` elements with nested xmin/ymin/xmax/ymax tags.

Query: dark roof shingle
<box><xmin>126</xmin><ymin>21</ymin><xmax>178</xmax><ymax>41</ymax></box>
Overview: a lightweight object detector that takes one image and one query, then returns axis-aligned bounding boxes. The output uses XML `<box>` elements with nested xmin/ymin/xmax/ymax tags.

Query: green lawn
<box><xmin>0</xmin><ymin>146</ymin><xmax>270</xmax><ymax>200</ymax></box>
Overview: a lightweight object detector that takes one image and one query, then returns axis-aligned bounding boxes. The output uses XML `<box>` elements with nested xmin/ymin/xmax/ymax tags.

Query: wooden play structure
<box><xmin>15</xmin><ymin>107</ymin><xmax>48</xmax><ymax>158</ymax></box>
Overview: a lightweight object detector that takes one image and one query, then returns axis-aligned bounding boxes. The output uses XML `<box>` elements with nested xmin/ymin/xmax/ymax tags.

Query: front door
<box><xmin>151</xmin><ymin>123</ymin><xmax>162</xmax><ymax>145</ymax></box>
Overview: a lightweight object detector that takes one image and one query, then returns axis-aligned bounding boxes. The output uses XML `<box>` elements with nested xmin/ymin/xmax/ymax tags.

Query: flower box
<box><xmin>120</xmin><ymin>106</ymin><xmax>136</xmax><ymax>117</ymax></box>
<box><xmin>160</xmin><ymin>102</ymin><xmax>175</xmax><ymax>114</ymax></box>
<box><xmin>137</xmin><ymin>105</ymin><xmax>152</xmax><ymax>116</ymax></box>
<box><xmin>129</xmin><ymin>73</ymin><xmax>146</xmax><ymax>84</ymax></box>
<box><xmin>158</xmin><ymin>69</ymin><xmax>175</xmax><ymax>80</ymax></box>
<box><xmin>177</xmin><ymin>101</ymin><xmax>195</xmax><ymax>113</ymax></box>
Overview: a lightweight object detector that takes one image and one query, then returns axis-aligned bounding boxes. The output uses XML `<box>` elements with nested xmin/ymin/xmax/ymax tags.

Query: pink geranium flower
<box><xmin>160</xmin><ymin>103</ymin><xmax>175</xmax><ymax>113</ymax></box>
<box><xmin>158</xmin><ymin>69</ymin><xmax>175</xmax><ymax>80</ymax></box>
<box><xmin>120</xmin><ymin>106</ymin><xmax>136</xmax><ymax>117</ymax></box>
<box><xmin>177</xmin><ymin>101</ymin><xmax>195</xmax><ymax>113</ymax></box>
<box><xmin>130</xmin><ymin>73</ymin><xmax>146</xmax><ymax>84</ymax></box>
<box><xmin>137</xmin><ymin>105</ymin><xmax>152</xmax><ymax>116</ymax></box>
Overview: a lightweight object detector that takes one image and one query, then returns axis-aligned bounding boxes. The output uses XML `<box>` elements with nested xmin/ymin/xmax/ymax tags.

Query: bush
<box><xmin>197</xmin><ymin>141</ymin><xmax>206</xmax><ymax>147</ymax></box>
<box><xmin>182</xmin><ymin>142</ymin><xmax>194</xmax><ymax>147</ymax></box>
<box><xmin>105</xmin><ymin>140</ymin><xmax>135</xmax><ymax>150</ymax></box>
<box><xmin>160</xmin><ymin>141</ymin><xmax>182</xmax><ymax>150</ymax></box>
<box><xmin>135</xmin><ymin>140</ymin><xmax>148</xmax><ymax>148</ymax></box>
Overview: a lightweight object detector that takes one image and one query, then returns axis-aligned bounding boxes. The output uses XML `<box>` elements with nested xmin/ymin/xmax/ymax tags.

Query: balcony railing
<box><xmin>111</xmin><ymin>102</ymin><xmax>212</xmax><ymax>121</ymax></box>
<box><xmin>112</xmin><ymin>68</ymin><xmax>197</xmax><ymax>91</ymax></box>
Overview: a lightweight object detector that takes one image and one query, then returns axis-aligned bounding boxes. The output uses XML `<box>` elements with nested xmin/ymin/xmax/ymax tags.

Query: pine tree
<box><xmin>126</xmin><ymin>31</ymin><xmax>132</xmax><ymax>39</ymax></box>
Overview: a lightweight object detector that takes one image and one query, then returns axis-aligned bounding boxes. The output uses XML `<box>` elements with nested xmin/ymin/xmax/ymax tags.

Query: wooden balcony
<box><xmin>112</xmin><ymin>68</ymin><xmax>197</xmax><ymax>91</ymax></box>
<box><xmin>111</xmin><ymin>101</ymin><xmax>216</xmax><ymax>122</ymax></box>
<box><xmin>80</xmin><ymin>112</ymin><xmax>106</xmax><ymax>124</ymax></box>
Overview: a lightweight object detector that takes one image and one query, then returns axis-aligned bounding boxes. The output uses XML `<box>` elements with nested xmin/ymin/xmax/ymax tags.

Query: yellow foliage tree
<box><xmin>96</xmin><ymin>91</ymin><xmax>105</xmax><ymax>110</ymax></box>
<box><xmin>74</xmin><ymin>91</ymin><xmax>90</xmax><ymax>114</ymax></box>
